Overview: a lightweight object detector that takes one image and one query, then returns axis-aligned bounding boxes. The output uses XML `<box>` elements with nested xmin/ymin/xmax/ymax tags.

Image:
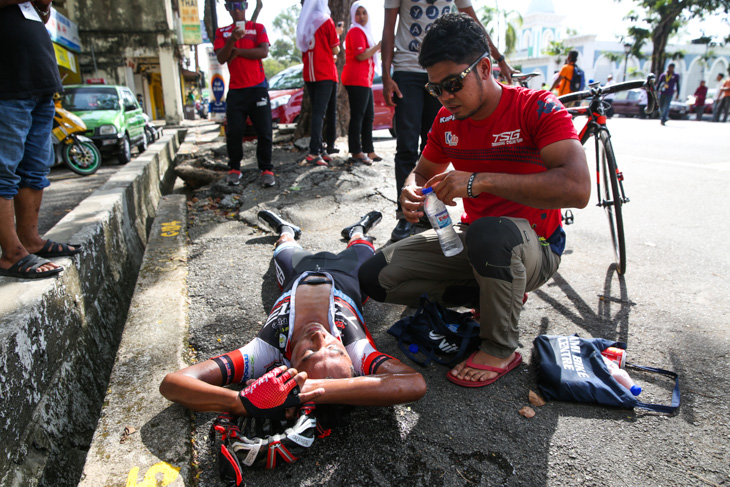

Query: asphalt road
<box><xmin>39</xmin><ymin>147</ymin><xmax>148</xmax><ymax>235</ymax></box>
<box><xmin>177</xmin><ymin>117</ymin><xmax>729</xmax><ymax>487</ymax></box>
<box><xmin>36</xmin><ymin>116</ymin><xmax>729</xmax><ymax>486</ymax></box>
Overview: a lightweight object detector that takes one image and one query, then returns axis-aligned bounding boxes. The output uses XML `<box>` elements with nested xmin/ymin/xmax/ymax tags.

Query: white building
<box><xmin>509</xmin><ymin>0</ymin><xmax>730</xmax><ymax>100</ymax></box>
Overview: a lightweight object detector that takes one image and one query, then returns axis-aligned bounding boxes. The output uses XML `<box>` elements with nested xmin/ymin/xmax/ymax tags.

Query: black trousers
<box><xmin>225</xmin><ymin>87</ymin><xmax>273</xmax><ymax>171</ymax></box>
<box><xmin>392</xmin><ymin>71</ymin><xmax>441</xmax><ymax>211</ymax></box>
<box><xmin>345</xmin><ymin>85</ymin><xmax>374</xmax><ymax>154</ymax></box>
<box><xmin>305</xmin><ymin>80</ymin><xmax>338</xmax><ymax>155</ymax></box>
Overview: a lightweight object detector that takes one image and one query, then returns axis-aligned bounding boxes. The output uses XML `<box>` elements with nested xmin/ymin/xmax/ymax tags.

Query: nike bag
<box><xmin>387</xmin><ymin>293</ymin><xmax>480</xmax><ymax>367</ymax></box>
<box><xmin>533</xmin><ymin>334</ymin><xmax>680</xmax><ymax>413</ymax></box>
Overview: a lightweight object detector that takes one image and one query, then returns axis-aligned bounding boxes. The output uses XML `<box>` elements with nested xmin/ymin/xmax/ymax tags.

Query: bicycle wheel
<box><xmin>598</xmin><ymin>131</ymin><xmax>626</xmax><ymax>274</ymax></box>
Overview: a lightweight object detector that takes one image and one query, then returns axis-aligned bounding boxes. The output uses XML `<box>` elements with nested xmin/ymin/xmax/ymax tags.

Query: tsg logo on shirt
<box><xmin>445</xmin><ymin>131</ymin><xmax>459</xmax><ymax>147</ymax></box>
<box><xmin>492</xmin><ymin>129</ymin><xmax>523</xmax><ymax>147</ymax></box>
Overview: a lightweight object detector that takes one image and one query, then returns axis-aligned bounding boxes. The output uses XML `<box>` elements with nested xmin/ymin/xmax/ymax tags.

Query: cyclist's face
<box><xmin>426</xmin><ymin>58</ymin><xmax>492</xmax><ymax>121</ymax></box>
<box><xmin>290</xmin><ymin>323</ymin><xmax>353</xmax><ymax>379</ymax></box>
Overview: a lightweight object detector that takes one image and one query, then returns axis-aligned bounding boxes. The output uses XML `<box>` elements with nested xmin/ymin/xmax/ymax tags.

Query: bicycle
<box><xmin>511</xmin><ymin>72</ymin><xmax>541</xmax><ymax>88</ymax></box>
<box><xmin>557</xmin><ymin>75</ymin><xmax>658</xmax><ymax>275</ymax></box>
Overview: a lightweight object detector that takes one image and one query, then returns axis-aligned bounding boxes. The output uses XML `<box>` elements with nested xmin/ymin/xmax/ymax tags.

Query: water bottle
<box><xmin>602</xmin><ymin>356</ymin><xmax>642</xmax><ymax>396</ymax></box>
<box><xmin>422</xmin><ymin>187</ymin><xmax>464</xmax><ymax>257</ymax></box>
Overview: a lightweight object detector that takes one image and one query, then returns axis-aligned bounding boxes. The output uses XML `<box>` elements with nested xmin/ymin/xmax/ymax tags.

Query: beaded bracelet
<box><xmin>467</xmin><ymin>173</ymin><xmax>479</xmax><ymax>198</ymax></box>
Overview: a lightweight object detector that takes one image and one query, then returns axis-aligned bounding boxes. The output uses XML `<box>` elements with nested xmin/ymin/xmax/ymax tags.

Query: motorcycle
<box><xmin>142</xmin><ymin>112</ymin><xmax>163</xmax><ymax>144</ymax></box>
<box><xmin>52</xmin><ymin>103</ymin><xmax>102</xmax><ymax>176</ymax></box>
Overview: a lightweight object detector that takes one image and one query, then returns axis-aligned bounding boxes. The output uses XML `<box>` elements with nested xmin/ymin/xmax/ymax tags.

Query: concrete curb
<box><xmin>79</xmin><ymin>194</ymin><xmax>189</xmax><ymax>487</ymax></box>
<box><xmin>0</xmin><ymin>132</ymin><xmax>184</xmax><ymax>486</ymax></box>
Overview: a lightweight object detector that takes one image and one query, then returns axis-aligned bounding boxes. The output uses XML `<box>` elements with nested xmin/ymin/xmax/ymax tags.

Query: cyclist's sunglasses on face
<box><xmin>225</xmin><ymin>1</ymin><xmax>247</xmax><ymax>11</ymax></box>
<box><xmin>425</xmin><ymin>52</ymin><xmax>489</xmax><ymax>98</ymax></box>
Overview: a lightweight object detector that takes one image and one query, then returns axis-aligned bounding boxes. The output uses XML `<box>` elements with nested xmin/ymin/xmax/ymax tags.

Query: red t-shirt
<box><xmin>302</xmin><ymin>19</ymin><xmax>340</xmax><ymax>83</ymax></box>
<box><xmin>342</xmin><ymin>28</ymin><xmax>374</xmax><ymax>87</ymax></box>
<box><xmin>422</xmin><ymin>85</ymin><xmax>578</xmax><ymax>245</ymax></box>
<box><xmin>214</xmin><ymin>21</ymin><xmax>269</xmax><ymax>89</ymax></box>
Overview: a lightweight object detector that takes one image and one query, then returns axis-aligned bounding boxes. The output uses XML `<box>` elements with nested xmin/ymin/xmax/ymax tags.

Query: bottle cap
<box><xmin>630</xmin><ymin>385</ymin><xmax>642</xmax><ymax>396</ymax></box>
<box><xmin>408</xmin><ymin>344</ymin><xmax>419</xmax><ymax>353</ymax></box>
<box><xmin>421</xmin><ymin>187</ymin><xmax>434</xmax><ymax>195</ymax></box>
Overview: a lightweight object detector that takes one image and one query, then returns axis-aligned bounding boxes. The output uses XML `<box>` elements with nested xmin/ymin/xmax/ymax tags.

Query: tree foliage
<box><xmin>269</xmin><ymin>5</ymin><xmax>302</xmax><ymax>67</ymax></box>
<box><xmin>479</xmin><ymin>6</ymin><xmax>523</xmax><ymax>54</ymax></box>
<box><xmin>622</xmin><ymin>0</ymin><xmax>730</xmax><ymax>76</ymax></box>
<box><xmin>545</xmin><ymin>40</ymin><xmax>571</xmax><ymax>65</ymax></box>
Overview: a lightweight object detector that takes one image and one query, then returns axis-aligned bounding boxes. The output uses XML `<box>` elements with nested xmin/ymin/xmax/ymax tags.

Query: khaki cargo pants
<box><xmin>359</xmin><ymin>217</ymin><xmax>560</xmax><ymax>359</ymax></box>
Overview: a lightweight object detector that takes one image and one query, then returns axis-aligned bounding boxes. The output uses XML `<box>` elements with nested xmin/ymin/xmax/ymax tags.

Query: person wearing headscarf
<box><xmin>296</xmin><ymin>0</ymin><xmax>340</xmax><ymax>166</ymax></box>
<box><xmin>342</xmin><ymin>1</ymin><xmax>382</xmax><ymax>165</ymax></box>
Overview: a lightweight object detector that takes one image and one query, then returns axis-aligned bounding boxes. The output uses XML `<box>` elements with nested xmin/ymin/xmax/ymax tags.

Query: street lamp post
<box><xmin>623</xmin><ymin>43</ymin><xmax>632</xmax><ymax>82</ymax></box>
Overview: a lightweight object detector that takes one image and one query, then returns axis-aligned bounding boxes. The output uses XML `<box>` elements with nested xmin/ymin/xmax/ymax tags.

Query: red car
<box><xmin>267</xmin><ymin>64</ymin><xmax>396</xmax><ymax>136</ymax></box>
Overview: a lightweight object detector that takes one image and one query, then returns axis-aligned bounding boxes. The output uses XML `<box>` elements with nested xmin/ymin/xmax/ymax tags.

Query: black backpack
<box><xmin>570</xmin><ymin>64</ymin><xmax>585</xmax><ymax>92</ymax></box>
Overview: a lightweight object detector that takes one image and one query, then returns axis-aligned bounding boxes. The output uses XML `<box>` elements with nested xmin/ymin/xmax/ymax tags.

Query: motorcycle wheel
<box><xmin>64</xmin><ymin>139</ymin><xmax>101</xmax><ymax>176</ymax></box>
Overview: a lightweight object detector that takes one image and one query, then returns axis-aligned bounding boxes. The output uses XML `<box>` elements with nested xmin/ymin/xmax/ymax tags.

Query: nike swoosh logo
<box><xmin>428</xmin><ymin>330</ymin><xmax>445</xmax><ymax>341</ymax></box>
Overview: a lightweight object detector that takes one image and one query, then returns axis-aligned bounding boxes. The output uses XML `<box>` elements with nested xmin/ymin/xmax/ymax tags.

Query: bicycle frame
<box><xmin>557</xmin><ymin>75</ymin><xmax>657</xmax><ymax>274</ymax></box>
<box><xmin>560</xmin><ymin>76</ymin><xmax>657</xmax><ymax>211</ymax></box>
<box><xmin>570</xmin><ymin>100</ymin><xmax>629</xmax><ymax>209</ymax></box>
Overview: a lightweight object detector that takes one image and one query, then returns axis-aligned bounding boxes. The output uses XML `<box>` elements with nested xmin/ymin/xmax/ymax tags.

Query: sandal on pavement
<box><xmin>348</xmin><ymin>154</ymin><xmax>373</xmax><ymax>165</ymax></box>
<box><xmin>447</xmin><ymin>351</ymin><xmax>522</xmax><ymax>388</ymax></box>
<box><xmin>0</xmin><ymin>254</ymin><xmax>63</xmax><ymax>280</ymax></box>
<box><xmin>34</xmin><ymin>240</ymin><xmax>82</xmax><ymax>258</ymax></box>
<box><xmin>305</xmin><ymin>154</ymin><xmax>328</xmax><ymax>166</ymax></box>
<box><xmin>368</xmin><ymin>153</ymin><xmax>383</xmax><ymax>162</ymax></box>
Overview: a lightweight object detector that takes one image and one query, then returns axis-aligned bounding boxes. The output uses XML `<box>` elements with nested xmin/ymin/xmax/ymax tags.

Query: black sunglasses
<box><xmin>225</xmin><ymin>1</ymin><xmax>247</xmax><ymax>11</ymax></box>
<box><xmin>425</xmin><ymin>52</ymin><xmax>489</xmax><ymax>98</ymax></box>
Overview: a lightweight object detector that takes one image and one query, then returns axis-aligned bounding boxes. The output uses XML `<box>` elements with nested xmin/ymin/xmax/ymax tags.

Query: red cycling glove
<box><xmin>239</xmin><ymin>367</ymin><xmax>301</xmax><ymax>419</ymax></box>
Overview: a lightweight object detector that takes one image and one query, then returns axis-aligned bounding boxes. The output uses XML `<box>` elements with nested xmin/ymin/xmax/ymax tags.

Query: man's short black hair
<box><xmin>419</xmin><ymin>13</ymin><xmax>489</xmax><ymax>69</ymax></box>
<box><xmin>568</xmin><ymin>50</ymin><xmax>579</xmax><ymax>63</ymax></box>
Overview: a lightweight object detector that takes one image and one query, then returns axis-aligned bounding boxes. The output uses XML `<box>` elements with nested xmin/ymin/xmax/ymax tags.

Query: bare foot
<box><xmin>368</xmin><ymin>152</ymin><xmax>382</xmax><ymax>161</ymax></box>
<box><xmin>449</xmin><ymin>350</ymin><xmax>517</xmax><ymax>383</ymax></box>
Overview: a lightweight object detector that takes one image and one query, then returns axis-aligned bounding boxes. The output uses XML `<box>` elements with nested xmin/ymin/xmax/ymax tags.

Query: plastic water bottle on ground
<box><xmin>422</xmin><ymin>187</ymin><xmax>464</xmax><ymax>257</ymax></box>
<box><xmin>602</xmin><ymin>356</ymin><xmax>642</xmax><ymax>396</ymax></box>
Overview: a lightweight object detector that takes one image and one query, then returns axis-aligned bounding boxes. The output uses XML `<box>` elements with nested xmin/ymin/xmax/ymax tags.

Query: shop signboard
<box><xmin>46</xmin><ymin>8</ymin><xmax>81</xmax><ymax>53</ymax></box>
<box><xmin>179</xmin><ymin>0</ymin><xmax>202</xmax><ymax>45</ymax></box>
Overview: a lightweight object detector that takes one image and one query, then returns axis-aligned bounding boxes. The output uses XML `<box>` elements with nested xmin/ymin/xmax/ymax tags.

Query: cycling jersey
<box><xmin>213</xmin><ymin>270</ymin><xmax>391</xmax><ymax>385</ymax></box>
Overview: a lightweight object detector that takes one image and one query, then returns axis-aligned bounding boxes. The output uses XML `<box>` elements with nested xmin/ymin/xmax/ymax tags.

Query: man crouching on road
<box><xmin>359</xmin><ymin>13</ymin><xmax>590</xmax><ymax>388</ymax></box>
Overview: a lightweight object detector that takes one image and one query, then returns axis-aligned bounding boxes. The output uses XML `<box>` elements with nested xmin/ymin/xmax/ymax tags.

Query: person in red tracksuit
<box><xmin>214</xmin><ymin>0</ymin><xmax>276</xmax><ymax>188</ymax></box>
<box><xmin>342</xmin><ymin>1</ymin><xmax>382</xmax><ymax>166</ymax></box>
<box><xmin>296</xmin><ymin>0</ymin><xmax>341</xmax><ymax>167</ymax></box>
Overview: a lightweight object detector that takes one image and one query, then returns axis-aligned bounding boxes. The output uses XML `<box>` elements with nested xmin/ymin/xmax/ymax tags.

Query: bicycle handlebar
<box><xmin>558</xmin><ymin>75</ymin><xmax>658</xmax><ymax>116</ymax></box>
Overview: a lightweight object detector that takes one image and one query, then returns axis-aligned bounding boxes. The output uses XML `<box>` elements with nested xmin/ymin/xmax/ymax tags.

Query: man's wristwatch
<box><xmin>495</xmin><ymin>54</ymin><xmax>505</xmax><ymax>64</ymax></box>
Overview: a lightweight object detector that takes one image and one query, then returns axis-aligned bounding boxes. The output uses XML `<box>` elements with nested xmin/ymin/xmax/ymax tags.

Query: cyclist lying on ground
<box><xmin>160</xmin><ymin>210</ymin><xmax>427</xmax><ymax>419</ymax></box>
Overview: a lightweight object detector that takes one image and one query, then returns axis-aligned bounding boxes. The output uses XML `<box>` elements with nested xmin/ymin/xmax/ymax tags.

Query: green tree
<box><xmin>623</xmin><ymin>0</ymin><xmax>730</xmax><ymax>77</ymax></box>
<box><xmin>270</xmin><ymin>5</ymin><xmax>302</xmax><ymax>66</ymax></box>
<box><xmin>545</xmin><ymin>40</ymin><xmax>571</xmax><ymax>66</ymax></box>
<box><xmin>479</xmin><ymin>5</ymin><xmax>523</xmax><ymax>54</ymax></box>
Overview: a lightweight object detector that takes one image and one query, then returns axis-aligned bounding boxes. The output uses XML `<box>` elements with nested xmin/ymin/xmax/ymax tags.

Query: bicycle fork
<box><xmin>594</xmin><ymin>130</ymin><xmax>630</xmax><ymax>209</ymax></box>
